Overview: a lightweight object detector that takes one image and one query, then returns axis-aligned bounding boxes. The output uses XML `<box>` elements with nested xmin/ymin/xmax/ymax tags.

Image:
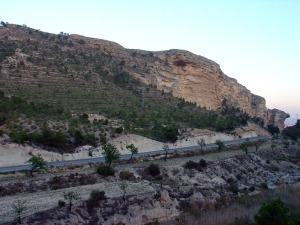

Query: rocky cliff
<box><xmin>0</xmin><ymin>24</ymin><xmax>289</xmax><ymax>130</ymax></box>
<box><xmin>121</xmin><ymin>49</ymin><xmax>289</xmax><ymax>129</ymax></box>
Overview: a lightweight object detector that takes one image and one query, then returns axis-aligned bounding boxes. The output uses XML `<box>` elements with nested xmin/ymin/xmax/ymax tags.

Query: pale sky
<box><xmin>1</xmin><ymin>0</ymin><xmax>299</xmax><ymax>125</ymax></box>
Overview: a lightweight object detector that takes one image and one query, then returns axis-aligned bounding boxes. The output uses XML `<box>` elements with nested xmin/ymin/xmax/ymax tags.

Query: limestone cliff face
<box><xmin>122</xmin><ymin>49</ymin><xmax>288</xmax><ymax>129</ymax></box>
<box><xmin>267</xmin><ymin>109</ymin><xmax>290</xmax><ymax>131</ymax></box>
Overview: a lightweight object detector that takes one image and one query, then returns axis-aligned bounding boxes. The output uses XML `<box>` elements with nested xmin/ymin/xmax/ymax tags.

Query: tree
<box><xmin>241</xmin><ymin>138</ymin><xmax>250</xmax><ymax>154</ymax></box>
<box><xmin>241</xmin><ymin>143</ymin><xmax>248</xmax><ymax>154</ymax></box>
<box><xmin>267</xmin><ymin>124</ymin><xmax>280</xmax><ymax>135</ymax></box>
<box><xmin>12</xmin><ymin>200</ymin><xmax>26</xmax><ymax>224</ymax></box>
<box><xmin>126</xmin><ymin>143</ymin><xmax>138</xmax><ymax>159</ymax></box>
<box><xmin>162</xmin><ymin>143</ymin><xmax>170</xmax><ymax>161</ymax></box>
<box><xmin>215</xmin><ymin>139</ymin><xmax>225</xmax><ymax>151</ymax></box>
<box><xmin>26</xmin><ymin>154</ymin><xmax>47</xmax><ymax>176</ymax></box>
<box><xmin>254</xmin><ymin>199</ymin><xmax>290</xmax><ymax>225</ymax></box>
<box><xmin>255</xmin><ymin>141</ymin><xmax>262</xmax><ymax>152</ymax></box>
<box><xmin>119</xmin><ymin>180</ymin><xmax>128</xmax><ymax>202</ymax></box>
<box><xmin>102</xmin><ymin>144</ymin><xmax>120</xmax><ymax>166</ymax></box>
<box><xmin>271</xmin><ymin>142</ymin><xmax>277</xmax><ymax>150</ymax></box>
<box><xmin>63</xmin><ymin>191</ymin><xmax>80</xmax><ymax>211</ymax></box>
<box><xmin>197</xmin><ymin>138</ymin><xmax>206</xmax><ymax>153</ymax></box>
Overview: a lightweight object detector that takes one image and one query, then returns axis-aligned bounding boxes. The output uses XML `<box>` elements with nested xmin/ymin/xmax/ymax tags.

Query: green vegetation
<box><xmin>283</xmin><ymin>120</ymin><xmax>300</xmax><ymax>141</ymax></box>
<box><xmin>126</xmin><ymin>143</ymin><xmax>138</xmax><ymax>159</ymax></box>
<box><xmin>96</xmin><ymin>164</ymin><xmax>115</xmax><ymax>177</ymax></box>
<box><xmin>26</xmin><ymin>154</ymin><xmax>47</xmax><ymax>176</ymax></box>
<box><xmin>119</xmin><ymin>181</ymin><xmax>128</xmax><ymax>201</ymax></box>
<box><xmin>12</xmin><ymin>200</ymin><xmax>26</xmax><ymax>224</ymax></box>
<box><xmin>215</xmin><ymin>139</ymin><xmax>225</xmax><ymax>151</ymax></box>
<box><xmin>241</xmin><ymin>138</ymin><xmax>250</xmax><ymax>154</ymax></box>
<box><xmin>63</xmin><ymin>191</ymin><xmax>80</xmax><ymax>211</ymax></box>
<box><xmin>86</xmin><ymin>190</ymin><xmax>106</xmax><ymax>211</ymax></box>
<box><xmin>197</xmin><ymin>138</ymin><xmax>206</xmax><ymax>153</ymax></box>
<box><xmin>162</xmin><ymin>143</ymin><xmax>170</xmax><ymax>161</ymax></box>
<box><xmin>101</xmin><ymin>144</ymin><xmax>120</xmax><ymax>166</ymax></box>
<box><xmin>268</xmin><ymin>124</ymin><xmax>280</xmax><ymax>135</ymax></box>
<box><xmin>254</xmin><ymin>199</ymin><xmax>300</xmax><ymax>225</ymax></box>
<box><xmin>145</xmin><ymin>163</ymin><xmax>160</xmax><ymax>177</ymax></box>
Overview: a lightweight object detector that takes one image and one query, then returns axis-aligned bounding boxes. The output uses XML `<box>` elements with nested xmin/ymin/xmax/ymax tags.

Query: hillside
<box><xmin>0</xmin><ymin>24</ymin><xmax>288</xmax><ymax>149</ymax></box>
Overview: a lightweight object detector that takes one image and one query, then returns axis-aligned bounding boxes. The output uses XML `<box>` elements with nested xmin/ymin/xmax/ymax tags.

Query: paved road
<box><xmin>0</xmin><ymin>136</ymin><xmax>270</xmax><ymax>173</ymax></box>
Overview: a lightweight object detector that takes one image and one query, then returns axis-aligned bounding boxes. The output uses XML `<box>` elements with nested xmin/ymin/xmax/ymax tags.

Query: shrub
<box><xmin>146</xmin><ymin>163</ymin><xmax>160</xmax><ymax>177</ymax></box>
<box><xmin>254</xmin><ymin>199</ymin><xmax>290</xmax><ymax>225</ymax></box>
<box><xmin>183</xmin><ymin>160</ymin><xmax>198</xmax><ymax>170</ymax></box>
<box><xmin>96</xmin><ymin>164</ymin><xmax>115</xmax><ymax>177</ymax></box>
<box><xmin>114</xmin><ymin>126</ymin><xmax>123</xmax><ymax>134</ymax></box>
<box><xmin>260</xmin><ymin>182</ymin><xmax>268</xmax><ymax>190</ymax></box>
<box><xmin>119</xmin><ymin>171</ymin><xmax>135</xmax><ymax>180</ymax></box>
<box><xmin>228</xmin><ymin>181</ymin><xmax>239</xmax><ymax>195</ymax></box>
<box><xmin>198</xmin><ymin>159</ymin><xmax>207</xmax><ymax>168</ymax></box>
<box><xmin>58</xmin><ymin>200</ymin><xmax>66</xmax><ymax>207</ymax></box>
<box><xmin>86</xmin><ymin>190</ymin><xmax>106</xmax><ymax>210</ymax></box>
<box><xmin>249</xmin><ymin>186</ymin><xmax>255</xmax><ymax>192</ymax></box>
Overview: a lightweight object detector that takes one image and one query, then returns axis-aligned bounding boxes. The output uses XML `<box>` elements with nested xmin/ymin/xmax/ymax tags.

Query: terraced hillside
<box><xmin>0</xmin><ymin>24</ymin><xmax>254</xmax><ymax>138</ymax></box>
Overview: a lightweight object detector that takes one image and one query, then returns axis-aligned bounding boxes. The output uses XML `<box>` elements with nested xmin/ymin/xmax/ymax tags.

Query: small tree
<box><xmin>241</xmin><ymin>143</ymin><xmax>248</xmax><ymax>154</ymax></box>
<box><xmin>12</xmin><ymin>200</ymin><xmax>26</xmax><ymax>224</ymax></box>
<box><xmin>126</xmin><ymin>143</ymin><xmax>138</xmax><ymax>159</ymax></box>
<box><xmin>215</xmin><ymin>139</ymin><xmax>225</xmax><ymax>151</ymax></box>
<box><xmin>102</xmin><ymin>144</ymin><xmax>120</xmax><ymax>166</ymax></box>
<box><xmin>119</xmin><ymin>180</ymin><xmax>128</xmax><ymax>202</ymax></box>
<box><xmin>197</xmin><ymin>138</ymin><xmax>206</xmax><ymax>153</ymax></box>
<box><xmin>64</xmin><ymin>191</ymin><xmax>80</xmax><ymax>211</ymax></box>
<box><xmin>162</xmin><ymin>143</ymin><xmax>170</xmax><ymax>161</ymax></box>
<box><xmin>255</xmin><ymin>142</ymin><xmax>261</xmax><ymax>152</ymax></box>
<box><xmin>271</xmin><ymin>142</ymin><xmax>277</xmax><ymax>150</ymax></box>
<box><xmin>241</xmin><ymin>138</ymin><xmax>250</xmax><ymax>154</ymax></box>
<box><xmin>26</xmin><ymin>154</ymin><xmax>47</xmax><ymax>176</ymax></box>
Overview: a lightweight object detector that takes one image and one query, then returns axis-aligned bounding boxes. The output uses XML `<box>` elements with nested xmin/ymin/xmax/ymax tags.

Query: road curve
<box><xmin>0</xmin><ymin>136</ymin><xmax>270</xmax><ymax>173</ymax></box>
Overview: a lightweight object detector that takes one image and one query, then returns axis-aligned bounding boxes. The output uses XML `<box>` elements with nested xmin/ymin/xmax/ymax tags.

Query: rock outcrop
<box><xmin>267</xmin><ymin>108</ymin><xmax>290</xmax><ymax>131</ymax></box>
<box><xmin>121</xmin><ymin>49</ymin><xmax>289</xmax><ymax>129</ymax></box>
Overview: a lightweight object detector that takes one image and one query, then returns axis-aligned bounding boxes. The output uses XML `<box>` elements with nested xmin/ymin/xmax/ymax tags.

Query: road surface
<box><xmin>0</xmin><ymin>136</ymin><xmax>270</xmax><ymax>173</ymax></box>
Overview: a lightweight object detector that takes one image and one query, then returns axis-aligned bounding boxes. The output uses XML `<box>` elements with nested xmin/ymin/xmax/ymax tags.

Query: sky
<box><xmin>1</xmin><ymin>0</ymin><xmax>299</xmax><ymax>125</ymax></box>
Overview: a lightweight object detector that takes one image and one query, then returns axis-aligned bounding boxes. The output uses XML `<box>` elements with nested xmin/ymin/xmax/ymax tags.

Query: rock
<box><xmin>191</xmin><ymin>192</ymin><xmax>205</xmax><ymax>202</ymax></box>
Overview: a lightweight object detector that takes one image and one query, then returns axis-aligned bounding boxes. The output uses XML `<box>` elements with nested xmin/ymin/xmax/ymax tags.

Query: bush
<box><xmin>146</xmin><ymin>163</ymin><xmax>160</xmax><ymax>177</ymax></box>
<box><xmin>119</xmin><ymin>171</ymin><xmax>135</xmax><ymax>180</ymax></box>
<box><xmin>249</xmin><ymin>186</ymin><xmax>255</xmax><ymax>192</ymax></box>
<box><xmin>183</xmin><ymin>160</ymin><xmax>198</xmax><ymax>170</ymax></box>
<box><xmin>86</xmin><ymin>190</ymin><xmax>106</xmax><ymax>210</ymax></box>
<box><xmin>228</xmin><ymin>181</ymin><xmax>239</xmax><ymax>195</ymax></box>
<box><xmin>254</xmin><ymin>199</ymin><xmax>290</xmax><ymax>225</ymax></box>
<box><xmin>261</xmin><ymin>182</ymin><xmax>268</xmax><ymax>190</ymax></box>
<box><xmin>114</xmin><ymin>126</ymin><xmax>123</xmax><ymax>134</ymax></box>
<box><xmin>199</xmin><ymin>159</ymin><xmax>207</xmax><ymax>168</ymax></box>
<box><xmin>96</xmin><ymin>164</ymin><xmax>115</xmax><ymax>177</ymax></box>
<box><xmin>58</xmin><ymin>200</ymin><xmax>66</xmax><ymax>207</ymax></box>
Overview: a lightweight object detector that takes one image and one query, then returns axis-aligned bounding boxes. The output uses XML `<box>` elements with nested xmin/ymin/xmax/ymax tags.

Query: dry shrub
<box><xmin>119</xmin><ymin>171</ymin><xmax>135</xmax><ymax>180</ymax></box>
